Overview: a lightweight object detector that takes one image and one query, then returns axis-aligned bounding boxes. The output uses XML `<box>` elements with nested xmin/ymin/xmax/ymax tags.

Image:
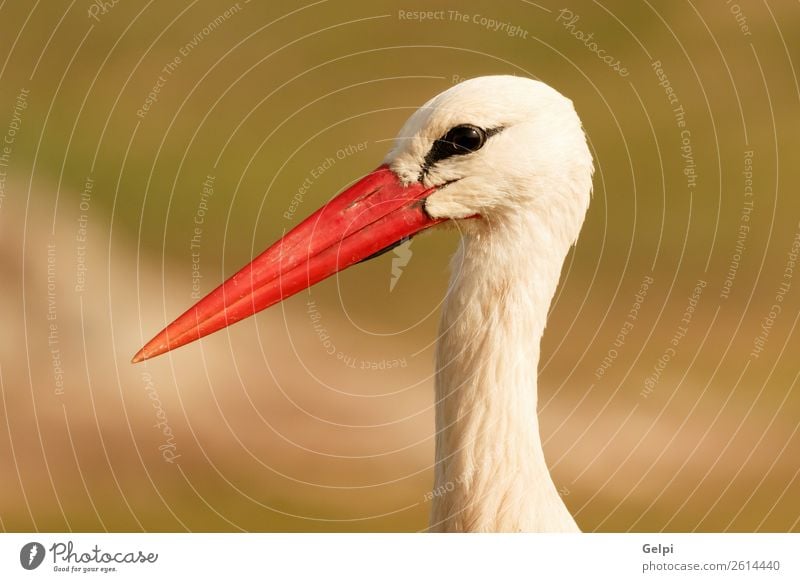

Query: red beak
<box><xmin>132</xmin><ymin>165</ymin><xmax>445</xmax><ymax>363</ymax></box>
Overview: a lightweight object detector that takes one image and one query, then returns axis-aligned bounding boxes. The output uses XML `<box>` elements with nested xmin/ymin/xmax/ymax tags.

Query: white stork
<box><xmin>133</xmin><ymin>75</ymin><xmax>593</xmax><ymax>532</ymax></box>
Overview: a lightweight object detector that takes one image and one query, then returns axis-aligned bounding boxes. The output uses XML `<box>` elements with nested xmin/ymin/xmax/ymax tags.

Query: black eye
<box><xmin>440</xmin><ymin>125</ymin><xmax>486</xmax><ymax>155</ymax></box>
<box><xmin>419</xmin><ymin>124</ymin><xmax>503</xmax><ymax>182</ymax></box>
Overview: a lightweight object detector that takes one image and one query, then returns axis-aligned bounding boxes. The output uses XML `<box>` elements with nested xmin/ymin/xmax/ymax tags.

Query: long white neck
<box><xmin>429</xmin><ymin>213</ymin><xmax>579</xmax><ymax>532</ymax></box>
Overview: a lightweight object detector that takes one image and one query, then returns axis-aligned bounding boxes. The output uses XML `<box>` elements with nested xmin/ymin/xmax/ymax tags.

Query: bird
<box><xmin>132</xmin><ymin>75</ymin><xmax>594</xmax><ymax>532</ymax></box>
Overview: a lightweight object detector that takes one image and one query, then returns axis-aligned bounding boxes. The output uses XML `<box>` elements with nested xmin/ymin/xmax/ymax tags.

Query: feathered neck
<box><xmin>429</xmin><ymin>213</ymin><xmax>579</xmax><ymax>532</ymax></box>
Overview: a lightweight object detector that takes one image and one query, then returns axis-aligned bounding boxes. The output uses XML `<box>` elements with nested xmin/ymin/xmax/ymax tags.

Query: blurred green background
<box><xmin>0</xmin><ymin>0</ymin><xmax>798</xmax><ymax>532</ymax></box>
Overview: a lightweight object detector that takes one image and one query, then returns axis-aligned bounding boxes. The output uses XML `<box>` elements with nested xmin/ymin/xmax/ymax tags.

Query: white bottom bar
<box><xmin>1</xmin><ymin>533</ymin><xmax>797</xmax><ymax>581</ymax></box>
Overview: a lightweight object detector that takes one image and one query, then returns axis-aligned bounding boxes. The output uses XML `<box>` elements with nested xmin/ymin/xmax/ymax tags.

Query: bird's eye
<box><xmin>419</xmin><ymin>124</ymin><xmax>501</xmax><ymax>181</ymax></box>
<box><xmin>440</xmin><ymin>125</ymin><xmax>486</xmax><ymax>155</ymax></box>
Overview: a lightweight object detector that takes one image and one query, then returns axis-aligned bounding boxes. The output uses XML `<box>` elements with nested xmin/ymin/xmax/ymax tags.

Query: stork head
<box><xmin>132</xmin><ymin>75</ymin><xmax>593</xmax><ymax>363</ymax></box>
<box><xmin>388</xmin><ymin>75</ymin><xmax>592</xmax><ymax>242</ymax></box>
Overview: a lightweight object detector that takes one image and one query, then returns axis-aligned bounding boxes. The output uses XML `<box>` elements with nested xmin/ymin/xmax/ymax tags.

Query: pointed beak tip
<box><xmin>132</xmin><ymin>340</ymin><xmax>164</xmax><ymax>363</ymax></box>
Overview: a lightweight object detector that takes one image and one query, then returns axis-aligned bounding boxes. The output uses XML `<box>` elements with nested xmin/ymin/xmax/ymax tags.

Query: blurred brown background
<box><xmin>0</xmin><ymin>1</ymin><xmax>798</xmax><ymax>532</ymax></box>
